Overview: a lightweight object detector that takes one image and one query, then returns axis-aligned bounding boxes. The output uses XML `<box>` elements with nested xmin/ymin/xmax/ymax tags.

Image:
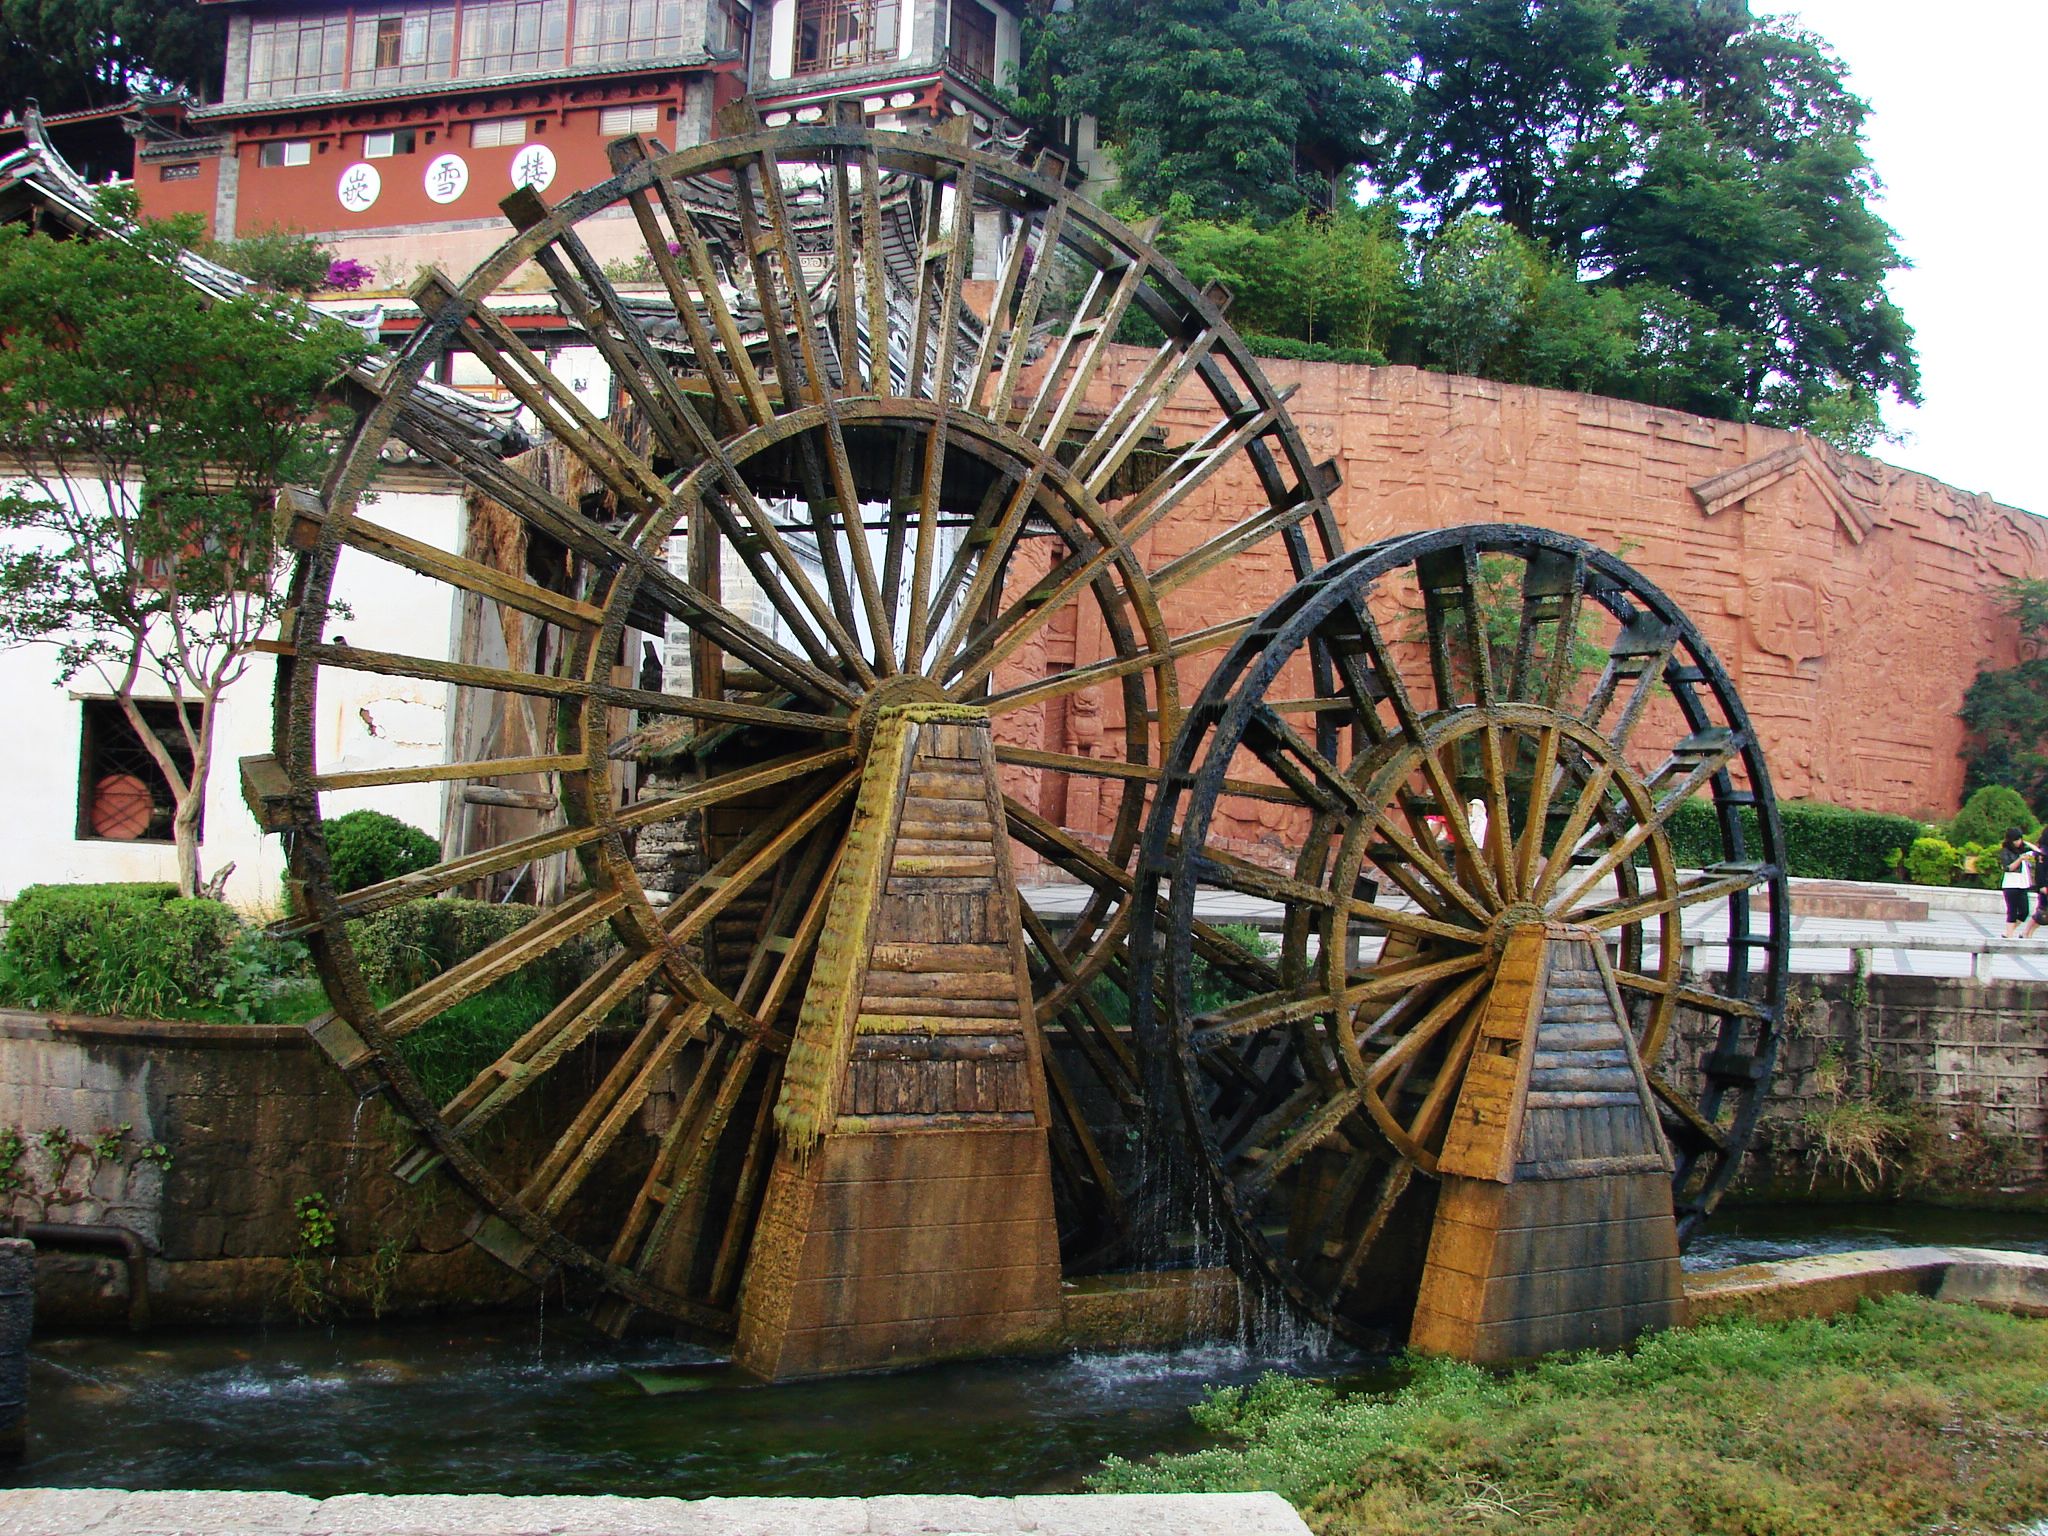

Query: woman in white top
<box><xmin>1999</xmin><ymin>826</ymin><xmax>2038</xmax><ymax>937</ymax></box>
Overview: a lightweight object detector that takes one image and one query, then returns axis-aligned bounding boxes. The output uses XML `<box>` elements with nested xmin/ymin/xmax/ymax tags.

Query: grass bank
<box><xmin>1092</xmin><ymin>1296</ymin><xmax>2048</xmax><ymax>1535</ymax></box>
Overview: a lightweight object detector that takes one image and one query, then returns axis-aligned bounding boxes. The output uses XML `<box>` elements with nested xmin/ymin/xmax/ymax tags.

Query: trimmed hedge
<box><xmin>1664</xmin><ymin>797</ymin><xmax>1925</xmax><ymax>882</ymax></box>
<box><xmin>1239</xmin><ymin>331</ymin><xmax>1387</xmax><ymax>367</ymax></box>
<box><xmin>2</xmin><ymin>882</ymin><xmax>240</xmax><ymax>1018</ymax></box>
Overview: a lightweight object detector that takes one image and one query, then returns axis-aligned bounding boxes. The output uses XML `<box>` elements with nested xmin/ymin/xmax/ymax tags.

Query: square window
<box><xmin>258</xmin><ymin>140</ymin><xmax>312</xmax><ymax>168</ymax></box>
<box><xmin>598</xmin><ymin>103</ymin><xmax>659</xmax><ymax>135</ymax></box>
<box><xmin>470</xmin><ymin>116</ymin><xmax>528</xmax><ymax>148</ymax></box>
<box><xmin>364</xmin><ymin>128</ymin><xmax>417</xmax><ymax>157</ymax></box>
<box><xmin>77</xmin><ymin>699</ymin><xmax>204</xmax><ymax>844</ymax></box>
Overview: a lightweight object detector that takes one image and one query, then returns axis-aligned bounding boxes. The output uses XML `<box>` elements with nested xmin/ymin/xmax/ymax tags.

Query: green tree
<box><xmin>1382</xmin><ymin>0</ymin><xmax>1917</xmax><ymax>429</ymax></box>
<box><xmin>1960</xmin><ymin>579</ymin><xmax>2048</xmax><ymax>816</ymax></box>
<box><xmin>0</xmin><ymin>198</ymin><xmax>366</xmax><ymax>894</ymax></box>
<box><xmin>1029</xmin><ymin>0</ymin><xmax>1404</xmax><ymax>223</ymax></box>
<box><xmin>1949</xmin><ymin>784</ymin><xmax>2039</xmax><ymax>849</ymax></box>
<box><xmin>1161</xmin><ymin>199</ymin><xmax>1408</xmax><ymax>352</ymax></box>
<box><xmin>0</xmin><ymin>0</ymin><xmax>224</xmax><ymax>115</ymax></box>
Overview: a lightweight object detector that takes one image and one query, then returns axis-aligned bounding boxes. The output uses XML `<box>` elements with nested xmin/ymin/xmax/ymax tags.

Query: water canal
<box><xmin>9</xmin><ymin>1202</ymin><xmax>2045</xmax><ymax>1497</ymax></box>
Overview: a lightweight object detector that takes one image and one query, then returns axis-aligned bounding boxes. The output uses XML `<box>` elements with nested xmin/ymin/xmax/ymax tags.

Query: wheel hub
<box><xmin>851</xmin><ymin>674</ymin><xmax>947</xmax><ymax>755</ymax></box>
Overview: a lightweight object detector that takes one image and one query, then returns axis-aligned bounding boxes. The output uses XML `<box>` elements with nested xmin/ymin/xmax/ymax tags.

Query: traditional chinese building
<box><xmin>126</xmin><ymin>0</ymin><xmax>1037</xmax><ymax>281</ymax></box>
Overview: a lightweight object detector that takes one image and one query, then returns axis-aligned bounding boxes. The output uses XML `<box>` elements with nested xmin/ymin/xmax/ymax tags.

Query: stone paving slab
<box><xmin>0</xmin><ymin>1491</ymin><xmax>1311</xmax><ymax>1536</ymax></box>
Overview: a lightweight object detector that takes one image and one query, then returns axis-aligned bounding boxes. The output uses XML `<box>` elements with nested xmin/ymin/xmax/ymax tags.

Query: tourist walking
<box><xmin>2000</xmin><ymin>827</ymin><xmax>2038</xmax><ymax>937</ymax></box>
<box><xmin>2022</xmin><ymin>835</ymin><xmax>2048</xmax><ymax>939</ymax></box>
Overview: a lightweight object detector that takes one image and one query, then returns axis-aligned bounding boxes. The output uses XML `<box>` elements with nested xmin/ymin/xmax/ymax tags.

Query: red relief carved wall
<box><xmin>1019</xmin><ymin>349</ymin><xmax>2048</xmax><ymax>851</ymax></box>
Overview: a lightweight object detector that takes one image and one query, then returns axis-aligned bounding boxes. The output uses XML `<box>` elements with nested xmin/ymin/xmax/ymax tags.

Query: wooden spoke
<box><xmin>338</xmin><ymin>512</ymin><xmax>604</xmax><ymax>631</ymax></box>
<box><xmin>1512</xmin><ymin>723</ymin><xmax>1563</xmax><ymax>895</ymax></box>
<box><xmin>987</xmin><ymin>200</ymin><xmax>1069</xmax><ymax>422</ymax></box>
<box><xmin>1236</xmin><ymin>1088</ymin><xmax>1365</xmax><ymax>1204</ymax></box>
<box><xmin>1527</xmin><ymin>759</ymin><xmax>1617</xmax><ymax>906</ymax></box>
<box><xmin>520</xmin><ymin>997</ymin><xmax>711</xmax><ymax>1216</ymax></box>
<box><xmin>379</xmin><ymin>890</ymin><xmax>626</xmax><ymax>1039</ymax></box>
<box><xmin>613</xmin><ymin>745</ymin><xmax>857</xmax><ymax>831</ymax></box>
<box><xmin>1647</xmin><ymin>1071</ymin><xmax>1733</xmax><ymax>1154</ymax></box>
<box><xmin>1613</xmin><ymin>970</ymin><xmax>1764</xmax><ymax>1022</ymax></box>
<box><xmin>1191</xmin><ymin>952</ymin><xmax>1488</xmax><ymax>1054</ymax></box>
<box><xmin>662</xmin><ymin>773</ymin><xmax>859</xmax><ymax>942</ymax></box>
<box><xmin>1332</xmin><ymin>1159</ymin><xmax>1415</xmax><ymax>1295</ymax></box>
<box><xmin>1567</xmin><ymin>866</ymin><xmax>1767</xmax><ymax>933</ymax></box>
<box><xmin>313</xmin><ymin>753</ymin><xmax>584</xmax><ymax>793</ymax></box>
<box><xmin>302</xmin><ymin>819</ymin><xmax>612</xmax><ymax>927</ymax></box>
<box><xmin>982</xmin><ymin>619</ymin><xmax>1249</xmax><ymax>715</ymax></box>
<box><xmin>1550</xmin><ymin>746</ymin><xmax>1741</xmax><ymax>914</ymax></box>
<box><xmin>439</xmin><ymin>941</ymin><xmax>671</xmax><ymax>1136</ymax></box>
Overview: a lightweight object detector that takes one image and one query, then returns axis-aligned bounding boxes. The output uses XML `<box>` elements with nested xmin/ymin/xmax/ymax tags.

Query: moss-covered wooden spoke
<box><xmin>268</xmin><ymin>107</ymin><xmax>1346</xmax><ymax>1332</ymax></box>
<box><xmin>1131</xmin><ymin>525</ymin><xmax>1788</xmax><ymax>1345</ymax></box>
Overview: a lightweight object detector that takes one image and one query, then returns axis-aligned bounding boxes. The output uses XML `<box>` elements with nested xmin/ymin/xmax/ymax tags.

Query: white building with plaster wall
<box><xmin>0</xmin><ymin>484</ymin><xmax>466</xmax><ymax>915</ymax></box>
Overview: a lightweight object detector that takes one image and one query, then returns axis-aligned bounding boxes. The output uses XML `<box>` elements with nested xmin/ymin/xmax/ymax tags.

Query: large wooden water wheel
<box><xmin>1131</xmin><ymin>525</ymin><xmax>1788</xmax><ymax>1344</ymax></box>
<box><xmin>260</xmin><ymin>108</ymin><xmax>1350</xmax><ymax>1336</ymax></box>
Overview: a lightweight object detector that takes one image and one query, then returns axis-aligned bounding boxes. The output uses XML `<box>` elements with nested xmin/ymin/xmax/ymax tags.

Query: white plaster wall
<box><xmin>0</xmin><ymin>485</ymin><xmax>463</xmax><ymax>916</ymax></box>
<box><xmin>769</xmin><ymin>0</ymin><xmax>795</xmax><ymax>79</ymax></box>
<box><xmin>994</xmin><ymin>3</ymin><xmax>1018</xmax><ymax>84</ymax></box>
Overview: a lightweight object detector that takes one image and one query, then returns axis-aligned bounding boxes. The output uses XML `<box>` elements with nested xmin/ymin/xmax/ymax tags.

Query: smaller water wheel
<box><xmin>1131</xmin><ymin>525</ymin><xmax>1788</xmax><ymax>1345</ymax></box>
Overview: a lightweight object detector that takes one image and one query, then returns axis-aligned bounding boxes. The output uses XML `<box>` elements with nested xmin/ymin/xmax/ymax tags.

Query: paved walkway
<box><xmin>1027</xmin><ymin>876</ymin><xmax>2048</xmax><ymax>983</ymax></box>
<box><xmin>0</xmin><ymin>1492</ymin><xmax>1308</xmax><ymax>1536</ymax></box>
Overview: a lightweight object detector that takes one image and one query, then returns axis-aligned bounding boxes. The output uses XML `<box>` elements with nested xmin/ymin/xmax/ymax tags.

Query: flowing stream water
<box><xmin>8</xmin><ymin>1202</ymin><xmax>2045</xmax><ymax>1497</ymax></box>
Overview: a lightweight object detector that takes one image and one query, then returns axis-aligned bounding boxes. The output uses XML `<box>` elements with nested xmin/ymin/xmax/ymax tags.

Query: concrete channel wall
<box><xmin>1</xmin><ymin>960</ymin><xmax>2044</xmax><ymax>1326</ymax></box>
<box><xmin>0</xmin><ymin>1010</ymin><xmax>530</xmax><ymax>1326</ymax></box>
<box><xmin>1671</xmin><ymin>971</ymin><xmax>2048</xmax><ymax>1190</ymax></box>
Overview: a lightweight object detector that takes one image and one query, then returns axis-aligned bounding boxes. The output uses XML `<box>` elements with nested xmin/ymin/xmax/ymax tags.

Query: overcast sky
<box><xmin>1751</xmin><ymin>1</ymin><xmax>2048</xmax><ymax>514</ymax></box>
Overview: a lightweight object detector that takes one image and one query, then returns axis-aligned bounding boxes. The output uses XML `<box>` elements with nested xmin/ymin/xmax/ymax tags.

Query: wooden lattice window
<box><xmin>456</xmin><ymin>0</ymin><xmax>567</xmax><ymax>77</ymax></box>
<box><xmin>795</xmin><ymin>0</ymin><xmax>900</xmax><ymax>74</ymax></box>
<box><xmin>710</xmin><ymin>0</ymin><xmax>753</xmax><ymax>60</ymax></box>
<box><xmin>76</xmin><ymin>699</ymin><xmax>203</xmax><ymax>844</ymax></box>
<box><xmin>949</xmin><ymin>0</ymin><xmax>994</xmax><ymax>85</ymax></box>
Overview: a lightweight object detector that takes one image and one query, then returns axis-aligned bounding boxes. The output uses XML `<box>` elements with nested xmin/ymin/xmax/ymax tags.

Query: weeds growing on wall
<box><xmin>1093</xmin><ymin>1297</ymin><xmax>2048</xmax><ymax>1535</ymax></box>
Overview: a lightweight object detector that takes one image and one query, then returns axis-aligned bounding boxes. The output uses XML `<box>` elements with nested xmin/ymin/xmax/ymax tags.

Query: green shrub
<box><xmin>1949</xmin><ymin>784</ymin><xmax>2040</xmax><ymax>848</ymax></box>
<box><xmin>1901</xmin><ymin>835</ymin><xmax>1958</xmax><ymax>887</ymax></box>
<box><xmin>1953</xmin><ymin>841</ymin><xmax>2005</xmax><ymax>890</ymax></box>
<box><xmin>324</xmin><ymin>810</ymin><xmax>440</xmax><ymax>894</ymax></box>
<box><xmin>197</xmin><ymin>227</ymin><xmax>334</xmax><ymax>292</ymax></box>
<box><xmin>398</xmin><ymin>974</ymin><xmax>562</xmax><ymax>1104</ymax></box>
<box><xmin>1238</xmin><ymin>332</ymin><xmax>1387</xmax><ymax>366</ymax></box>
<box><xmin>1664</xmin><ymin>797</ymin><xmax>1925</xmax><ymax>882</ymax></box>
<box><xmin>2</xmin><ymin>883</ymin><xmax>239</xmax><ymax>1017</ymax></box>
<box><xmin>345</xmin><ymin>897</ymin><xmax>616</xmax><ymax>1103</ymax></box>
<box><xmin>345</xmin><ymin>897</ymin><xmax>541</xmax><ymax>994</ymax></box>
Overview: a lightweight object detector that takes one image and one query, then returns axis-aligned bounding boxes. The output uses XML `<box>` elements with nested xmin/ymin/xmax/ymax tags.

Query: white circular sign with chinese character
<box><xmin>423</xmin><ymin>153</ymin><xmax>469</xmax><ymax>204</ymax></box>
<box><xmin>337</xmin><ymin>161</ymin><xmax>381</xmax><ymax>214</ymax></box>
<box><xmin>509</xmin><ymin>143</ymin><xmax>556</xmax><ymax>193</ymax></box>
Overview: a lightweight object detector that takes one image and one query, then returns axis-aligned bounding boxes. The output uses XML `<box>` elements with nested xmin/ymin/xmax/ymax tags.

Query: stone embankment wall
<box><xmin>0</xmin><ymin>1011</ymin><xmax>530</xmax><ymax>1326</ymax></box>
<box><xmin>1673</xmin><ymin>973</ymin><xmax>2048</xmax><ymax>1195</ymax></box>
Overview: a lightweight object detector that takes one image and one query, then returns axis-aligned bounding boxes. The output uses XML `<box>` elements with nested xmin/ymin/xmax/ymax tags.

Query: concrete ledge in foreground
<box><xmin>0</xmin><ymin>1490</ymin><xmax>1312</xmax><ymax>1536</ymax></box>
<box><xmin>1684</xmin><ymin>1245</ymin><xmax>2048</xmax><ymax>1325</ymax></box>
